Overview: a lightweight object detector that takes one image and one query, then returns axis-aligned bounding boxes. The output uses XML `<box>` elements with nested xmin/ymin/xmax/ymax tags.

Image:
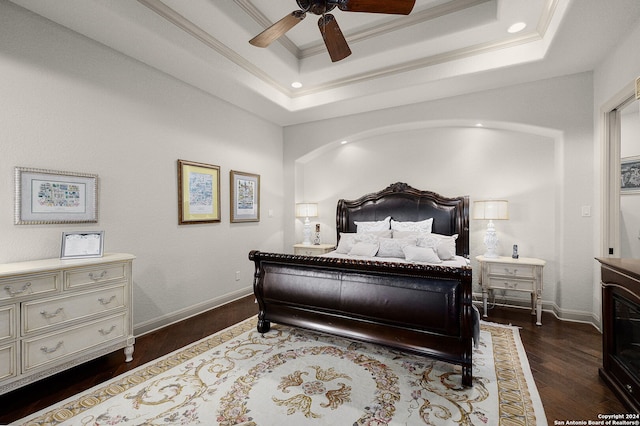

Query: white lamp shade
<box><xmin>295</xmin><ymin>203</ymin><xmax>318</xmax><ymax>218</ymax></box>
<box><xmin>473</xmin><ymin>200</ymin><xmax>509</xmax><ymax>220</ymax></box>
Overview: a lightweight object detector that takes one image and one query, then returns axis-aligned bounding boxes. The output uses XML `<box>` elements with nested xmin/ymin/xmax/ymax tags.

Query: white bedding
<box><xmin>320</xmin><ymin>250</ymin><xmax>470</xmax><ymax>268</ymax></box>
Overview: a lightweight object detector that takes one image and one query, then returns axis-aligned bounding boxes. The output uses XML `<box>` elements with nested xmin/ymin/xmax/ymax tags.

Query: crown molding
<box><xmin>137</xmin><ymin>0</ymin><xmax>560</xmax><ymax>104</ymax></box>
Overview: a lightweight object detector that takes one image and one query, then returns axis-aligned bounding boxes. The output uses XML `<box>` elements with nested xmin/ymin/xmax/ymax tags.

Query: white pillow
<box><xmin>335</xmin><ymin>233</ymin><xmax>357</xmax><ymax>254</ymax></box>
<box><xmin>392</xmin><ymin>230</ymin><xmax>419</xmax><ymax>239</ymax></box>
<box><xmin>403</xmin><ymin>245</ymin><xmax>442</xmax><ymax>263</ymax></box>
<box><xmin>336</xmin><ymin>231</ymin><xmax>391</xmax><ymax>254</ymax></box>
<box><xmin>418</xmin><ymin>233</ymin><xmax>458</xmax><ymax>260</ymax></box>
<box><xmin>390</xmin><ymin>218</ymin><xmax>433</xmax><ymax>233</ymax></box>
<box><xmin>376</xmin><ymin>237</ymin><xmax>417</xmax><ymax>258</ymax></box>
<box><xmin>354</xmin><ymin>216</ymin><xmax>391</xmax><ymax>233</ymax></box>
<box><xmin>348</xmin><ymin>242</ymin><xmax>379</xmax><ymax>257</ymax></box>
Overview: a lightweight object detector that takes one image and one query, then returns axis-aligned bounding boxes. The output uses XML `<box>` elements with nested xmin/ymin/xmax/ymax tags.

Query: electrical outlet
<box><xmin>235</xmin><ymin>271</ymin><xmax>240</xmax><ymax>281</ymax></box>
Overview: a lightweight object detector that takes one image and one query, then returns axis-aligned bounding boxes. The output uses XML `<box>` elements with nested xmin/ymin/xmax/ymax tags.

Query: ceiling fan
<box><xmin>249</xmin><ymin>0</ymin><xmax>416</xmax><ymax>62</ymax></box>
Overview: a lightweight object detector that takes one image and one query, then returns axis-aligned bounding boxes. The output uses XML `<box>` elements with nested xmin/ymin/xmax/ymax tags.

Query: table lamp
<box><xmin>295</xmin><ymin>203</ymin><xmax>318</xmax><ymax>245</ymax></box>
<box><xmin>473</xmin><ymin>200</ymin><xmax>509</xmax><ymax>258</ymax></box>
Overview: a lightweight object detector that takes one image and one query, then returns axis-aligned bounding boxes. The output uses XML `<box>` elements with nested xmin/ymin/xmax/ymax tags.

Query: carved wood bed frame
<box><xmin>249</xmin><ymin>182</ymin><xmax>474</xmax><ymax>386</ymax></box>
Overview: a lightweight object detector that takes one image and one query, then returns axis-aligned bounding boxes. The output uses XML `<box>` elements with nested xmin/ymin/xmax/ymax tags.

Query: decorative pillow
<box><xmin>354</xmin><ymin>216</ymin><xmax>391</xmax><ymax>233</ymax></box>
<box><xmin>376</xmin><ymin>237</ymin><xmax>417</xmax><ymax>258</ymax></box>
<box><xmin>418</xmin><ymin>233</ymin><xmax>458</xmax><ymax>260</ymax></box>
<box><xmin>336</xmin><ymin>231</ymin><xmax>391</xmax><ymax>254</ymax></box>
<box><xmin>392</xmin><ymin>230</ymin><xmax>419</xmax><ymax>239</ymax></box>
<box><xmin>403</xmin><ymin>245</ymin><xmax>442</xmax><ymax>263</ymax></box>
<box><xmin>390</xmin><ymin>218</ymin><xmax>433</xmax><ymax>233</ymax></box>
<box><xmin>335</xmin><ymin>233</ymin><xmax>357</xmax><ymax>254</ymax></box>
<box><xmin>348</xmin><ymin>242</ymin><xmax>379</xmax><ymax>257</ymax></box>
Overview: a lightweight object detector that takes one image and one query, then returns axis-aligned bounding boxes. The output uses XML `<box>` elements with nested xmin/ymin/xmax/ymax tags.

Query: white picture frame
<box><xmin>15</xmin><ymin>167</ymin><xmax>98</xmax><ymax>224</ymax></box>
<box><xmin>621</xmin><ymin>155</ymin><xmax>640</xmax><ymax>194</ymax></box>
<box><xmin>60</xmin><ymin>231</ymin><xmax>104</xmax><ymax>259</ymax></box>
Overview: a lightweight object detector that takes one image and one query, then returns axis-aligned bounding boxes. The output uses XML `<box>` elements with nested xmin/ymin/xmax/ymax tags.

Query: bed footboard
<box><xmin>249</xmin><ymin>250</ymin><xmax>475</xmax><ymax>386</ymax></box>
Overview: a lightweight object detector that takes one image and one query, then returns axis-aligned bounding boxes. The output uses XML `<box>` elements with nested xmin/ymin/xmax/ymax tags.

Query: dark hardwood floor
<box><xmin>0</xmin><ymin>296</ymin><xmax>630</xmax><ymax>424</ymax></box>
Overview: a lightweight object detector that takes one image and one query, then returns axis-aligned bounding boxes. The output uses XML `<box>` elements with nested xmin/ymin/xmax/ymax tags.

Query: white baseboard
<box><xmin>133</xmin><ymin>286</ymin><xmax>254</xmax><ymax>337</ymax></box>
<box><xmin>472</xmin><ymin>291</ymin><xmax>601</xmax><ymax>330</ymax></box>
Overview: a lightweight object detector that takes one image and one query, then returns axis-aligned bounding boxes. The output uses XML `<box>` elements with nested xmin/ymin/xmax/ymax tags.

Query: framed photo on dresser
<box><xmin>60</xmin><ymin>231</ymin><xmax>104</xmax><ymax>259</ymax></box>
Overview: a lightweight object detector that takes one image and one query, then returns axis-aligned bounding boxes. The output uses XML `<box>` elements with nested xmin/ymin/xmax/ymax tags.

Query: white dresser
<box><xmin>0</xmin><ymin>253</ymin><xmax>135</xmax><ymax>395</ymax></box>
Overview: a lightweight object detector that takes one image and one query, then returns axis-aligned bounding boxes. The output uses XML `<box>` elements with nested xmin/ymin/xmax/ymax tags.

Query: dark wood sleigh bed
<box><xmin>249</xmin><ymin>182</ymin><xmax>475</xmax><ymax>386</ymax></box>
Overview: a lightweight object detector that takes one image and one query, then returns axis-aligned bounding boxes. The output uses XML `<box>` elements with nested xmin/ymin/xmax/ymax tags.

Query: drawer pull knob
<box><xmin>40</xmin><ymin>341</ymin><xmax>63</xmax><ymax>354</ymax></box>
<box><xmin>4</xmin><ymin>282</ymin><xmax>32</xmax><ymax>296</ymax></box>
<box><xmin>40</xmin><ymin>307</ymin><xmax>64</xmax><ymax>319</ymax></box>
<box><xmin>98</xmin><ymin>295</ymin><xmax>116</xmax><ymax>305</ymax></box>
<box><xmin>99</xmin><ymin>325</ymin><xmax>116</xmax><ymax>336</ymax></box>
<box><xmin>89</xmin><ymin>271</ymin><xmax>108</xmax><ymax>281</ymax></box>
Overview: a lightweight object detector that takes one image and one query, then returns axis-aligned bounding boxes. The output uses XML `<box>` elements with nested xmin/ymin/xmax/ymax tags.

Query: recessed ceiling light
<box><xmin>291</xmin><ymin>81</ymin><xmax>302</xmax><ymax>89</ymax></box>
<box><xmin>507</xmin><ymin>22</ymin><xmax>527</xmax><ymax>33</ymax></box>
<box><xmin>340</xmin><ymin>140</ymin><xmax>348</xmax><ymax>145</ymax></box>
<box><xmin>475</xmin><ymin>123</ymin><xmax>484</xmax><ymax>127</ymax></box>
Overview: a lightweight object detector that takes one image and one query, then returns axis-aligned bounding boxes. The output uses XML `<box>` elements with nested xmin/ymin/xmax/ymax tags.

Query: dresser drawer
<box><xmin>65</xmin><ymin>263</ymin><xmax>128</xmax><ymax>290</ymax></box>
<box><xmin>0</xmin><ymin>343</ymin><xmax>17</xmax><ymax>381</ymax></box>
<box><xmin>23</xmin><ymin>313</ymin><xmax>126</xmax><ymax>372</ymax></box>
<box><xmin>486</xmin><ymin>276</ymin><xmax>535</xmax><ymax>292</ymax></box>
<box><xmin>22</xmin><ymin>285</ymin><xmax>126</xmax><ymax>335</ymax></box>
<box><xmin>0</xmin><ymin>304</ymin><xmax>16</xmax><ymax>342</ymax></box>
<box><xmin>486</xmin><ymin>262</ymin><xmax>535</xmax><ymax>278</ymax></box>
<box><xmin>0</xmin><ymin>273</ymin><xmax>60</xmax><ymax>301</ymax></box>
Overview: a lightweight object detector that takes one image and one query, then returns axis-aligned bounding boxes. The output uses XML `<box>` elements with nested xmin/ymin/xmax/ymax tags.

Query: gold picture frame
<box><xmin>177</xmin><ymin>159</ymin><xmax>221</xmax><ymax>224</ymax></box>
<box><xmin>230</xmin><ymin>170</ymin><xmax>260</xmax><ymax>223</ymax></box>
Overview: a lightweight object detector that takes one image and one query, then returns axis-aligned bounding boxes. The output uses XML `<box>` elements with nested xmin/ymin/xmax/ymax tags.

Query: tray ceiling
<box><xmin>9</xmin><ymin>0</ymin><xmax>640</xmax><ymax>125</ymax></box>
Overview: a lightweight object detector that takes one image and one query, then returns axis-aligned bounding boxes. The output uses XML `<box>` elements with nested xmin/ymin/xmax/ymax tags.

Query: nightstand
<box><xmin>293</xmin><ymin>243</ymin><xmax>335</xmax><ymax>256</ymax></box>
<box><xmin>476</xmin><ymin>255</ymin><xmax>546</xmax><ymax>325</ymax></box>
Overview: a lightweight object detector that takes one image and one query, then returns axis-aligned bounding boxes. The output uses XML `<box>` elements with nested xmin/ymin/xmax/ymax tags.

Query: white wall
<box><xmin>299</xmin><ymin>126</ymin><xmax>556</xmax><ymax>295</ymax></box>
<box><xmin>593</xmin><ymin>17</ymin><xmax>640</xmax><ymax>324</ymax></box>
<box><xmin>284</xmin><ymin>73</ymin><xmax>596</xmax><ymax>323</ymax></box>
<box><xmin>0</xmin><ymin>3</ymin><xmax>284</xmax><ymax>334</ymax></box>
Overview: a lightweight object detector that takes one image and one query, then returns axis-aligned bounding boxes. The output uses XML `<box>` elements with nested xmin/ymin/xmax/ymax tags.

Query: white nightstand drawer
<box><xmin>486</xmin><ymin>277</ymin><xmax>535</xmax><ymax>292</ymax></box>
<box><xmin>486</xmin><ymin>263</ymin><xmax>535</xmax><ymax>278</ymax></box>
<box><xmin>0</xmin><ymin>305</ymin><xmax>16</xmax><ymax>342</ymax></box>
<box><xmin>23</xmin><ymin>313</ymin><xmax>126</xmax><ymax>372</ymax></box>
<box><xmin>0</xmin><ymin>344</ymin><xmax>17</xmax><ymax>381</ymax></box>
<box><xmin>0</xmin><ymin>273</ymin><xmax>60</xmax><ymax>301</ymax></box>
<box><xmin>293</xmin><ymin>244</ymin><xmax>335</xmax><ymax>256</ymax></box>
<box><xmin>22</xmin><ymin>285</ymin><xmax>126</xmax><ymax>335</ymax></box>
<box><xmin>65</xmin><ymin>263</ymin><xmax>128</xmax><ymax>290</ymax></box>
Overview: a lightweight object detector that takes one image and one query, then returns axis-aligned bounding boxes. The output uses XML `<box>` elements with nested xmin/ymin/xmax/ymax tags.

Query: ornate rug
<box><xmin>16</xmin><ymin>317</ymin><xmax>546</xmax><ymax>425</ymax></box>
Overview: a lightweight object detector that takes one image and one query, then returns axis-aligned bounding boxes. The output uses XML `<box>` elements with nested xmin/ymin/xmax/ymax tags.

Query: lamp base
<box><xmin>302</xmin><ymin>218</ymin><xmax>312</xmax><ymax>245</ymax></box>
<box><xmin>483</xmin><ymin>220</ymin><xmax>500</xmax><ymax>258</ymax></box>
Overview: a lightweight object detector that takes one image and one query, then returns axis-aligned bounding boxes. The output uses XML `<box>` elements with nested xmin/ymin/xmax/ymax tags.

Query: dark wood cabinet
<box><xmin>597</xmin><ymin>258</ymin><xmax>640</xmax><ymax>413</ymax></box>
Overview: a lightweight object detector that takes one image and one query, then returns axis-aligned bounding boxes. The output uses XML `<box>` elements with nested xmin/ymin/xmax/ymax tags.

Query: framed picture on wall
<box><xmin>230</xmin><ymin>170</ymin><xmax>260</xmax><ymax>222</ymax></box>
<box><xmin>177</xmin><ymin>159</ymin><xmax>221</xmax><ymax>224</ymax></box>
<box><xmin>621</xmin><ymin>155</ymin><xmax>640</xmax><ymax>194</ymax></box>
<box><xmin>14</xmin><ymin>167</ymin><xmax>98</xmax><ymax>225</ymax></box>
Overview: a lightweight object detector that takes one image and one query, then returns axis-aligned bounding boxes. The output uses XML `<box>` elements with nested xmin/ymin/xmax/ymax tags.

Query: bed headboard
<box><xmin>336</xmin><ymin>182</ymin><xmax>470</xmax><ymax>257</ymax></box>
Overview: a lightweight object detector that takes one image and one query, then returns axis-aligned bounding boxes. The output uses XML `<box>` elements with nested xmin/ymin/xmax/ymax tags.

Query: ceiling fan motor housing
<box><xmin>296</xmin><ymin>0</ymin><xmax>336</xmax><ymax>15</ymax></box>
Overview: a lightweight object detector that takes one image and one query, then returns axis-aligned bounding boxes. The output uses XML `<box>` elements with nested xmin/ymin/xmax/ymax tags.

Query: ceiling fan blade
<box><xmin>318</xmin><ymin>14</ymin><xmax>351</xmax><ymax>62</ymax></box>
<box><xmin>337</xmin><ymin>0</ymin><xmax>416</xmax><ymax>15</ymax></box>
<box><xmin>249</xmin><ymin>10</ymin><xmax>306</xmax><ymax>47</ymax></box>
